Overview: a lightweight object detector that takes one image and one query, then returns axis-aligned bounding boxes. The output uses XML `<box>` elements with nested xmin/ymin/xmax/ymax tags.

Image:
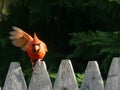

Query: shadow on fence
<box><xmin>1</xmin><ymin>57</ymin><xmax>120</xmax><ymax>90</ymax></box>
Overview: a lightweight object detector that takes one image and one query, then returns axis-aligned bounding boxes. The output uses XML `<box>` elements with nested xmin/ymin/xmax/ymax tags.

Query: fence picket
<box><xmin>2</xmin><ymin>58</ymin><xmax>120</xmax><ymax>90</ymax></box>
<box><xmin>3</xmin><ymin>62</ymin><xmax>27</xmax><ymax>90</ymax></box>
<box><xmin>105</xmin><ymin>57</ymin><xmax>120</xmax><ymax>90</ymax></box>
<box><xmin>28</xmin><ymin>61</ymin><xmax>52</xmax><ymax>90</ymax></box>
<box><xmin>81</xmin><ymin>61</ymin><xmax>104</xmax><ymax>90</ymax></box>
<box><xmin>53</xmin><ymin>60</ymin><xmax>78</xmax><ymax>90</ymax></box>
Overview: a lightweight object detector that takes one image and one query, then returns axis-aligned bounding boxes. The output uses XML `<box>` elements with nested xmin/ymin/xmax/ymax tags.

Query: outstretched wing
<box><xmin>9</xmin><ymin>26</ymin><xmax>33</xmax><ymax>51</ymax></box>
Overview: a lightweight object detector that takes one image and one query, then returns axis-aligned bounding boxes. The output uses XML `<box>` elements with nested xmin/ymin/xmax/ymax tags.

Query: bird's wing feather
<box><xmin>9</xmin><ymin>26</ymin><xmax>33</xmax><ymax>51</ymax></box>
<box><xmin>41</xmin><ymin>41</ymin><xmax>48</xmax><ymax>52</ymax></box>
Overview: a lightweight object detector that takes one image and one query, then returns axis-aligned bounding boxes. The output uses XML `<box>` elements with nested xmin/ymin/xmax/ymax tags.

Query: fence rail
<box><xmin>1</xmin><ymin>57</ymin><xmax>120</xmax><ymax>90</ymax></box>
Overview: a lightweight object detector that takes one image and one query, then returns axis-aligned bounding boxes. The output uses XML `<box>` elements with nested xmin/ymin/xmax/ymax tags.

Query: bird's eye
<box><xmin>32</xmin><ymin>43</ymin><xmax>40</xmax><ymax>46</ymax></box>
<box><xmin>32</xmin><ymin>44</ymin><xmax>35</xmax><ymax>46</ymax></box>
<box><xmin>37</xmin><ymin>43</ymin><xmax>40</xmax><ymax>46</ymax></box>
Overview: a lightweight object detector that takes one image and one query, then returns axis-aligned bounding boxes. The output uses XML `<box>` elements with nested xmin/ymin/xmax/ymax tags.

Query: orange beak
<box><xmin>33</xmin><ymin>45</ymin><xmax>40</xmax><ymax>52</ymax></box>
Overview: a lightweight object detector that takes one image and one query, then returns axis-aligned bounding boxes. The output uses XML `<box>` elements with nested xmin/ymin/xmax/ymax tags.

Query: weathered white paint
<box><xmin>3</xmin><ymin>58</ymin><xmax>120</xmax><ymax>90</ymax></box>
<box><xmin>81</xmin><ymin>61</ymin><xmax>104</xmax><ymax>90</ymax></box>
<box><xmin>28</xmin><ymin>61</ymin><xmax>52</xmax><ymax>90</ymax></box>
<box><xmin>3</xmin><ymin>62</ymin><xmax>27</xmax><ymax>90</ymax></box>
<box><xmin>105</xmin><ymin>57</ymin><xmax>120</xmax><ymax>90</ymax></box>
<box><xmin>53</xmin><ymin>60</ymin><xmax>78</xmax><ymax>90</ymax></box>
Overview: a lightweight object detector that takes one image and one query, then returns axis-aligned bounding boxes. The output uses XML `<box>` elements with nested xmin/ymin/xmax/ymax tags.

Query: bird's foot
<box><xmin>37</xmin><ymin>59</ymin><xmax>42</xmax><ymax>66</ymax></box>
<box><xmin>32</xmin><ymin>67</ymin><xmax>38</xmax><ymax>74</ymax></box>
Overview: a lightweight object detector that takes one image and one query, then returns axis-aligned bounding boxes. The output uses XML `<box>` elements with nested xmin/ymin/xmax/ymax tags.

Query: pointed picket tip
<box><xmin>28</xmin><ymin>61</ymin><xmax>52</xmax><ymax>90</ymax></box>
<box><xmin>3</xmin><ymin>62</ymin><xmax>27</xmax><ymax>90</ymax></box>
<box><xmin>53</xmin><ymin>59</ymin><xmax>78</xmax><ymax>90</ymax></box>
<box><xmin>105</xmin><ymin>57</ymin><xmax>120</xmax><ymax>90</ymax></box>
<box><xmin>81</xmin><ymin>61</ymin><xmax>104</xmax><ymax>90</ymax></box>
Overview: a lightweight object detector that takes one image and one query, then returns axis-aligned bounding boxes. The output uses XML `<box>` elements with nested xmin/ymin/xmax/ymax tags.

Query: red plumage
<box><xmin>9</xmin><ymin>26</ymin><xmax>48</xmax><ymax>73</ymax></box>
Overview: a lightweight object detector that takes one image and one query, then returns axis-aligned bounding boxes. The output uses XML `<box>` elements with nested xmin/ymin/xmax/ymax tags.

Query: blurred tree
<box><xmin>68</xmin><ymin>31</ymin><xmax>120</xmax><ymax>76</ymax></box>
<box><xmin>0</xmin><ymin>0</ymin><xmax>120</xmax><ymax>86</ymax></box>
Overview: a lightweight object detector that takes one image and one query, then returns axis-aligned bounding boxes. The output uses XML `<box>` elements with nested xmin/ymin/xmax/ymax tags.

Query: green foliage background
<box><xmin>0</xmin><ymin>0</ymin><xmax>120</xmax><ymax>87</ymax></box>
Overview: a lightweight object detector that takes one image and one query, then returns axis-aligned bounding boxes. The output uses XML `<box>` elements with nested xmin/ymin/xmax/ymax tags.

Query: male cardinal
<box><xmin>9</xmin><ymin>26</ymin><xmax>48</xmax><ymax>73</ymax></box>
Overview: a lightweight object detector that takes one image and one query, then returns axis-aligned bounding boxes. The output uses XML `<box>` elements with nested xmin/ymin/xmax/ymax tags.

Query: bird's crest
<box><xmin>32</xmin><ymin>32</ymin><xmax>40</xmax><ymax>44</ymax></box>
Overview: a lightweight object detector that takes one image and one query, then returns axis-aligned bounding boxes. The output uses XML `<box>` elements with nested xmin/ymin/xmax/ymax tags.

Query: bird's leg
<box><xmin>31</xmin><ymin>59</ymin><xmax>37</xmax><ymax>74</ymax></box>
<box><xmin>36</xmin><ymin>59</ymin><xmax>42</xmax><ymax>66</ymax></box>
<box><xmin>32</xmin><ymin>67</ymin><xmax>37</xmax><ymax>74</ymax></box>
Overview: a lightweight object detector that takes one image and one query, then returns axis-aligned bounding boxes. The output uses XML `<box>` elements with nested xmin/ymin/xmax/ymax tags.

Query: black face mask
<box><xmin>32</xmin><ymin>43</ymin><xmax>40</xmax><ymax>52</ymax></box>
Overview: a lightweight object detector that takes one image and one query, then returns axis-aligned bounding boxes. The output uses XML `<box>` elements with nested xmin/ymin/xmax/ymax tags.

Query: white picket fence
<box><xmin>1</xmin><ymin>57</ymin><xmax>120</xmax><ymax>90</ymax></box>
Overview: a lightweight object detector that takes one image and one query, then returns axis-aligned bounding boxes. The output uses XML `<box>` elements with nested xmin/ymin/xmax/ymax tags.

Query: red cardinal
<box><xmin>9</xmin><ymin>26</ymin><xmax>48</xmax><ymax>73</ymax></box>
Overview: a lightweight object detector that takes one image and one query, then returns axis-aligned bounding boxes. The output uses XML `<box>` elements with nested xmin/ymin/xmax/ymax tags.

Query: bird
<box><xmin>9</xmin><ymin>26</ymin><xmax>48</xmax><ymax>73</ymax></box>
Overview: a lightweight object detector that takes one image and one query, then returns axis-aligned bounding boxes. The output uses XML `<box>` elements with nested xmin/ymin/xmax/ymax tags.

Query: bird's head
<box><xmin>32</xmin><ymin>32</ymin><xmax>41</xmax><ymax>52</ymax></box>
